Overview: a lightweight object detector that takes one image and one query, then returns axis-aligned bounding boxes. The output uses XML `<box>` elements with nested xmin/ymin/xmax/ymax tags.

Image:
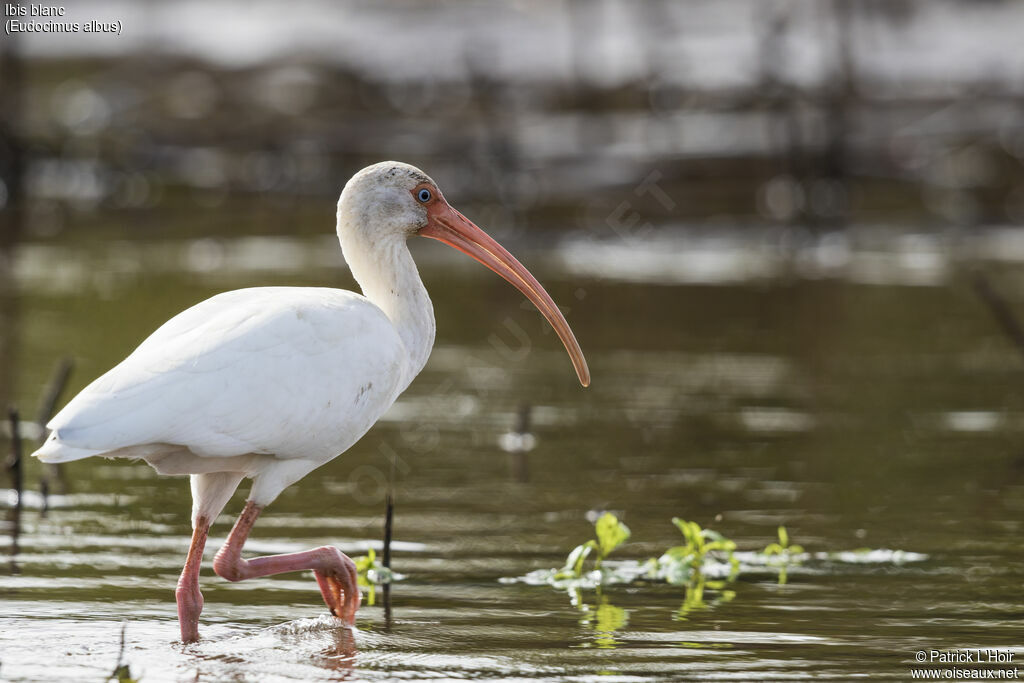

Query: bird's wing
<box><xmin>47</xmin><ymin>287</ymin><xmax>406</xmax><ymax>460</ymax></box>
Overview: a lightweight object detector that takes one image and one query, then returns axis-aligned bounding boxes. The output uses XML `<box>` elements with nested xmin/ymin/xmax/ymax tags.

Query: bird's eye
<box><xmin>417</xmin><ymin>188</ymin><xmax>432</xmax><ymax>203</ymax></box>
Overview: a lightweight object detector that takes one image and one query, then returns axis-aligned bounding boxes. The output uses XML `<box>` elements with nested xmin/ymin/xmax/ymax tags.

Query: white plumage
<box><xmin>31</xmin><ymin>161</ymin><xmax>589</xmax><ymax>642</ymax></box>
<box><xmin>37</xmin><ymin>287</ymin><xmax>406</xmax><ymax>496</ymax></box>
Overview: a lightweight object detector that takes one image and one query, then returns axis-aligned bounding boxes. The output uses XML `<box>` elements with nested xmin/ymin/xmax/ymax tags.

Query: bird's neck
<box><xmin>339</xmin><ymin>232</ymin><xmax>436</xmax><ymax>389</ymax></box>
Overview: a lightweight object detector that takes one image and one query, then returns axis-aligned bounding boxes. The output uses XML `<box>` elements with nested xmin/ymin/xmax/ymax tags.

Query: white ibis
<box><xmin>32</xmin><ymin>161</ymin><xmax>589</xmax><ymax>643</ymax></box>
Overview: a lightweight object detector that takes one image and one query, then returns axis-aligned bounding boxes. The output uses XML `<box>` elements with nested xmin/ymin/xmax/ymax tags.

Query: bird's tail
<box><xmin>32</xmin><ymin>432</ymin><xmax>102</xmax><ymax>463</ymax></box>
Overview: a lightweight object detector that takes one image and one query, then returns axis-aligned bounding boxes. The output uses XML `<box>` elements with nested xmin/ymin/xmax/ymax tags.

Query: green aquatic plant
<box><xmin>762</xmin><ymin>525</ymin><xmax>805</xmax><ymax>584</ymax></box>
<box><xmin>555</xmin><ymin>512</ymin><xmax>631</xmax><ymax>580</ymax></box>
<box><xmin>352</xmin><ymin>548</ymin><xmax>396</xmax><ymax>606</ymax></box>
<box><xmin>763</xmin><ymin>525</ymin><xmax>804</xmax><ymax>557</ymax></box>
<box><xmin>650</xmin><ymin>518</ymin><xmax>739</xmax><ymax>585</ymax></box>
<box><xmin>110</xmin><ymin>665</ymin><xmax>138</xmax><ymax>683</ymax></box>
<box><xmin>503</xmin><ymin>514</ymin><xmax>928</xmax><ymax>620</ymax></box>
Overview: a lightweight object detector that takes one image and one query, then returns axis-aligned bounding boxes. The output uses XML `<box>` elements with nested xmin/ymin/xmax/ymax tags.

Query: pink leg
<box><xmin>212</xmin><ymin>501</ymin><xmax>360</xmax><ymax>624</ymax></box>
<box><xmin>176</xmin><ymin>516</ymin><xmax>211</xmax><ymax>643</ymax></box>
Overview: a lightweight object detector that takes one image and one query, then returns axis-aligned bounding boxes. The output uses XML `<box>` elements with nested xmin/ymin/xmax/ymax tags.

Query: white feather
<box><xmin>45</xmin><ymin>287</ymin><xmax>405</xmax><ymax>462</ymax></box>
<box><xmin>34</xmin><ymin>161</ymin><xmax>440</xmax><ymax>508</ymax></box>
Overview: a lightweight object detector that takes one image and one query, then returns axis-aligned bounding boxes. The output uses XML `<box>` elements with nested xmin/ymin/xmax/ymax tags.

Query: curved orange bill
<box><xmin>419</xmin><ymin>201</ymin><xmax>590</xmax><ymax>387</ymax></box>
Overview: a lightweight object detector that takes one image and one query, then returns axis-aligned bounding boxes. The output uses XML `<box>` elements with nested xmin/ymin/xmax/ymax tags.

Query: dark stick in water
<box><xmin>510</xmin><ymin>403</ymin><xmax>532</xmax><ymax>483</ymax></box>
<box><xmin>36</xmin><ymin>357</ymin><xmax>74</xmax><ymax>503</ymax></box>
<box><xmin>6</xmin><ymin>407</ymin><xmax>21</xmax><ymax>511</ymax></box>
<box><xmin>36</xmin><ymin>357</ymin><xmax>74</xmax><ymax>439</ymax></box>
<box><xmin>109</xmin><ymin>622</ymin><xmax>133</xmax><ymax>682</ymax></box>
<box><xmin>971</xmin><ymin>270</ymin><xmax>1024</xmax><ymax>360</ymax></box>
<box><xmin>5</xmin><ymin>407</ymin><xmax>22</xmax><ymax>573</ymax></box>
<box><xmin>383</xmin><ymin>493</ymin><xmax>394</xmax><ymax>628</ymax></box>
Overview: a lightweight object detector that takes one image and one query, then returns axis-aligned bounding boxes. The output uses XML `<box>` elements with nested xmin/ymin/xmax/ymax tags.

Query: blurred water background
<box><xmin>1</xmin><ymin>1</ymin><xmax>1024</xmax><ymax>680</ymax></box>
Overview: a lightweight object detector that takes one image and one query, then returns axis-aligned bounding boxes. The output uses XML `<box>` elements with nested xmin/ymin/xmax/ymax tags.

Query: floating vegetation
<box><xmin>555</xmin><ymin>512</ymin><xmax>632</xmax><ymax>581</ymax></box>
<box><xmin>503</xmin><ymin>513</ymin><xmax>929</xmax><ymax>619</ymax></box>
<box><xmin>761</xmin><ymin>525</ymin><xmax>805</xmax><ymax>584</ymax></box>
<box><xmin>352</xmin><ymin>548</ymin><xmax>400</xmax><ymax>606</ymax></box>
<box><xmin>654</xmin><ymin>517</ymin><xmax>740</xmax><ymax>585</ymax></box>
<box><xmin>109</xmin><ymin>663</ymin><xmax>138</xmax><ymax>683</ymax></box>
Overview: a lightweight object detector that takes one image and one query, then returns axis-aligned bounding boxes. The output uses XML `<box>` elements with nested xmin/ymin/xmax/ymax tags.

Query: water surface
<box><xmin>2</xmin><ymin>234</ymin><xmax>1023</xmax><ymax>681</ymax></box>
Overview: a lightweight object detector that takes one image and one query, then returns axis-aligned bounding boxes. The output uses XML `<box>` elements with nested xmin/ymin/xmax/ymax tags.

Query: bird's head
<box><xmin>338</xmin><ymin>161</ymin><xmax>590</xmax><ymax>387</ymax></box>
<box><xmin>338</xmin><ymin>161</ymin><xmax>438</xmax><ymax>238</ymax></box>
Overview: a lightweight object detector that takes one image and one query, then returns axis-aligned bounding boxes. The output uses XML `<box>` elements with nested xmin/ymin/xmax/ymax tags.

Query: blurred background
<box><xmin>5</xmin><ymin>2</ymin><xmax>1024</xmax><ymax>239</ymax></box>
<box><xmin>3</xmin><ymin>0</ymin><xmax>1024</xmax><ymax>404</ymax></box>
<box><xmin>2</xmin><ymin>1</ymin><xmax>1024</xmax><ymax>680</ymax></box>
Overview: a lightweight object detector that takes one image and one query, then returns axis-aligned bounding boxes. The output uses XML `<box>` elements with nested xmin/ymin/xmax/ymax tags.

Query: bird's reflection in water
<box><xmin>185</xmin><ymin>618</ymin><xmax>357</xmax><ymax>680</ymax></box>
<box><xmin>311</xmin><ymin>625</ymin><xmax>357</xmax><ymax>676</ymax></box>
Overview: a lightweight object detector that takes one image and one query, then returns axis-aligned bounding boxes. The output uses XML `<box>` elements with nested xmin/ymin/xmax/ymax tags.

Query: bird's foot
<box><xmin>176</xmin><ymin>580</ymin><xmax>204</xmax><ymax>643</ymax></box>
<box><xmin>313</xmin><ymin>547</ymin><xmax>360</xmax><ymax>624</ymax></box>
<box><xmin>176</xmin><ymin>516</ymin><xmax>211</xmax><ymax>644</ymax></box>
<box><xmin>213</xmin><ymin>503</ymin><xmax>360</xmax><ymax>628</ymax></box>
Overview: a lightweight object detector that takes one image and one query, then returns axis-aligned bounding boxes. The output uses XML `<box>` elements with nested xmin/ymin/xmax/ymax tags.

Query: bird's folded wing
<box><xmin>46</xmin><ymin>287</ymin><xmax>405</xmax><ymax>459</ymax></box>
